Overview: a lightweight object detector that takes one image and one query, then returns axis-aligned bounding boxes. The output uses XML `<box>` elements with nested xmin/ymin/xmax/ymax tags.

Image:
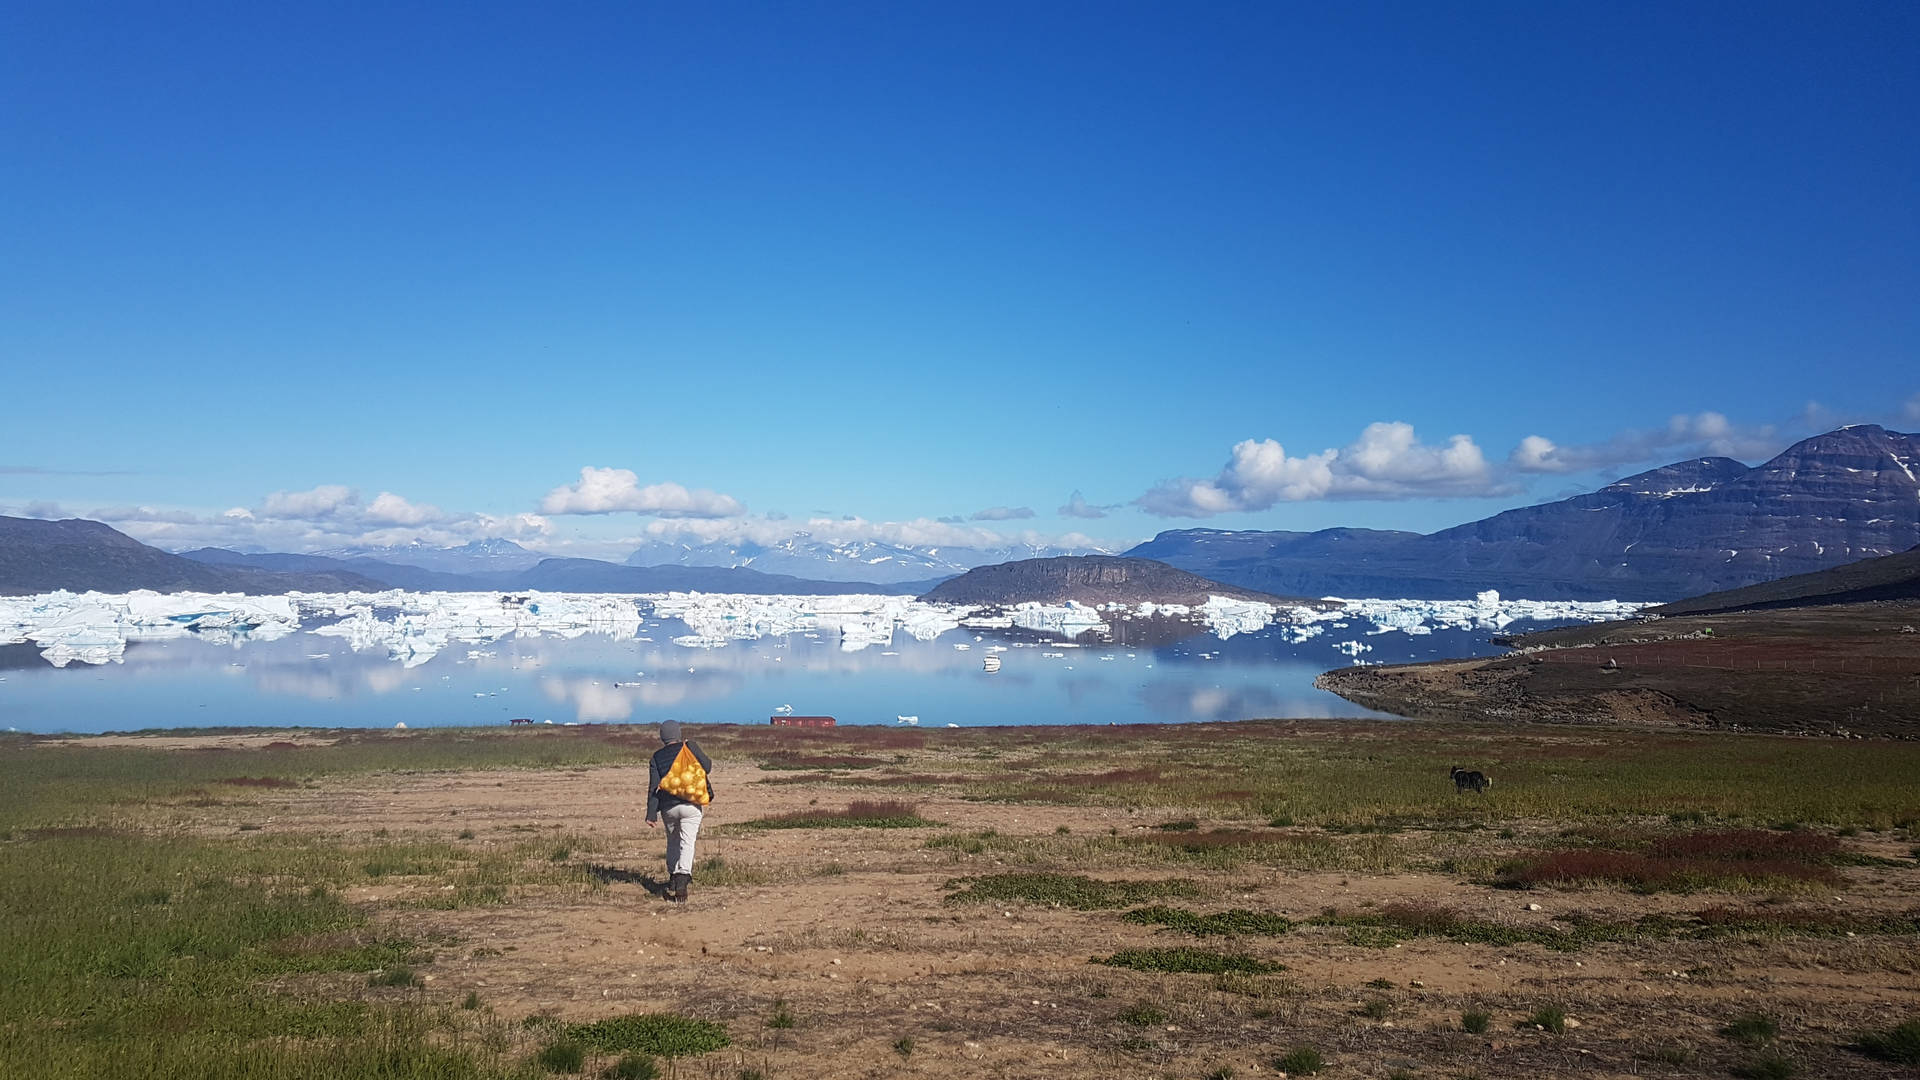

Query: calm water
<box><xmin>0</xmin><ymin>613</ymin><xmax>1562</xmax><ymax>734</ymax></box>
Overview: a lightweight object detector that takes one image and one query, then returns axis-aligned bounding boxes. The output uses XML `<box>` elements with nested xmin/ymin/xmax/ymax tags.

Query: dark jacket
<box><xmin>645</xmin><ymin>739</ymin><xmax>713</xmax><ymax>822</ymax></box>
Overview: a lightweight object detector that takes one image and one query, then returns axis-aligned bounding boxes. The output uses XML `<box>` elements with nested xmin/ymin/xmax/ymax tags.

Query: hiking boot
<box><xmin>668</xmin><ymin>873</ymin><xmax>690</xmax><ymax>903</ymax></box>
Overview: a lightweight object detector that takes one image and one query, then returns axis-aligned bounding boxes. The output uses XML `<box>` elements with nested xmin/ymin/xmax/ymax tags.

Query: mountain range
<box><xmin>1129</xmin><ymin>426</ymin><xmax>1920</xmax><ymax>601</ymax></box>
<box><xmin>5</xmin><ymin>425</ymin><xmax>1916</xmax><ymax>602</ymax></box>
<box><xmin>0</xmin><ymin>519</ymin><xmax>940</xmax><ymax>596</ymax></box>
<box><xmin>0</xmin><ymin>517</ymin><xmax>387</xmax><ymax>594</ymax></box>
<box><xmin>622</xmin><ymin>534</ymin><xmax>1109</xmax><ymax>584</ymax></box>
<box><xmin>920</xmin><ymin>556</ymin><xmax>1305</xmax><ymax>606</ymax></box>
<box><xmin>173</xmin><ymin>548</ymin><xmax>935</xmax><ymax>596</ymax></box>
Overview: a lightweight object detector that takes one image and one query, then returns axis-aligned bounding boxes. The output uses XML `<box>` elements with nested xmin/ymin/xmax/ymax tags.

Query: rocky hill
<box><xmin>1650</xmin><ymin>544</ymin><xmax>1920</xmax><ymax>617</ymax></box>
<box><xmin>1133</xmin><ymin>425</ymin><xmax>1920</xmax><ymax>601</ymax></box>
<box><xmin>184</xmin><ymin>547</ymin><xmax>935</xmax><ymax>595</ymax></box>
<box><xmin>0</xmin><ymin>517</ymin><xmax>385</xmax><ymax>595</ymax></box>
<box><xmin>919</xmin><ymin>555</ymin><xmax>1305</xmax><ymax>606</ymax></box>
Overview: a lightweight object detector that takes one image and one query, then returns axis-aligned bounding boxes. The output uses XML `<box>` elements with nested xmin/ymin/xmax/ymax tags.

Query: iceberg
<box><xmin>0</xmin><ymin>587</ymin><xmax>1653</xmax><ymax>669</ymax></box>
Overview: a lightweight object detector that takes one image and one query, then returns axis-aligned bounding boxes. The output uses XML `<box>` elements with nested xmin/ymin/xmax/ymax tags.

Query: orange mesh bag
<box><xmin>657</xmin><ymin>742</ymin><xmax>711</xmax><ymax>806</ymax></box>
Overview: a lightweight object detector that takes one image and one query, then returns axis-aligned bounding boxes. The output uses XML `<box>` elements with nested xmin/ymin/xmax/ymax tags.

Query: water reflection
<box><xmin>0</xmin><ymin>611</ymin><xmax>1587</xmax><ymax>734</ymax></box>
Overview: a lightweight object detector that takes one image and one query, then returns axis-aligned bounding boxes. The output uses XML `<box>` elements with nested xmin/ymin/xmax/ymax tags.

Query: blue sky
<box><xmin>3</xmin><ymin>2</ymin><xmax>1915</xmax><ymax>557</ymax></box>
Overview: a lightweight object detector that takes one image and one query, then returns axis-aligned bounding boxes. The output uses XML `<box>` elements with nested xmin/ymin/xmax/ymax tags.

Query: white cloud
<box><xmin>43</xmin><ymin>484</ymin><xmax>556</xmax><ymax>555</ymax></box>
<box><xmin>1903</xmin><ymin>394</ymin><xmax>1920</xmax><ymax>425</ymax></box>
<box><xmin>473</xmin><ymin>512</ymin><xmax>553</xmax><ymax>539</ymax></box>
<box><xmin>86</xmin><ymin>505</ymin><xmax>203</xmax><ymax>525</ymax></box>
<box><xmin>637</xmin><ymin>514</ymin><xmax>1106</xmax><ymax>553</ymax></box>
<box><xmin>261</xmin><ymin>484</ymin><xmax>358</xmax><ymax>519</ymax></box>
<box><xmin>1138</xmin><ymin>422</ymin><xmax>1504</xmax><ymax>516</ymax></box>
<box><xmin>363</xmin><ymin>491</ymin><xmax>445</xmax><ymax>527</ymax></box>
<box><xmin>1511</xmin><ymin>411</ymin><xmax>1786</xmax><ymax>474</ymax></box>
<box><xmin>1058</xmin><ymin>491</ymin><xmax>1110</xmax><ymax>519</ymax></box>
<box><xmin>970</xmin><ymin>505</ymin><xmax>1034</xmax><ymax>521</ymax></box>
<box><xmin>539</xmin><ymin>467</ymin><xmax>745</xmax><ymax>518</ymax></box>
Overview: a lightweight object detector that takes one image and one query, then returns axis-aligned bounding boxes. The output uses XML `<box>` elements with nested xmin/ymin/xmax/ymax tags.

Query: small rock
<box><xmin>830</xmin><ymin>958</ymin><xmax>841</xmax><ymax>965</ymax></box>
<box><xmin>1409</xmin><ymin>980</ymin><xmax>1425</xmax><ymax>988</ymax></box>
<box><xmin>1565</xmin><ymin>1018</ymin><xmax>1581</xmax><ymax>1029</ymax></box>
<box><xmin>1526</xmin><ymin>903</ymin><xmax>1542</xmax><ymax>912</ymax></box>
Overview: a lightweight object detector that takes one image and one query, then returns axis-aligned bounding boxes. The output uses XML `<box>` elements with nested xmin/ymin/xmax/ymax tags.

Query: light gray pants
<box><xmin>662</xmin><ymin>803</ymin><xmax>703</xmax><ymax>877</ymax></box>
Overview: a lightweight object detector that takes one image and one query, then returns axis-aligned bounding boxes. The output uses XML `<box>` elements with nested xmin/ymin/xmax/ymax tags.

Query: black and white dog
<box><xmin>1450</xmin><ymin>766</ymin><xmax>1492</xmax><ymax>794</ymax></box>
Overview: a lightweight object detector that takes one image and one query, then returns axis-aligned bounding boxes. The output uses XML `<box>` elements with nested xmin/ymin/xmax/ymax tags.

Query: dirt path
<box><xmin>215</xmin><ymin>759</ymin><xmax>1920</xmax><ymax>1079</ymax></box>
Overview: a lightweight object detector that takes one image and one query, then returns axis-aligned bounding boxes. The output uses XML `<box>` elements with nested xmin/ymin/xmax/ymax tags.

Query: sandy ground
<box><xmin>189</xmin><ymin>755</ymin><xmax>1920</xmax><ymax>1080</ymax></box>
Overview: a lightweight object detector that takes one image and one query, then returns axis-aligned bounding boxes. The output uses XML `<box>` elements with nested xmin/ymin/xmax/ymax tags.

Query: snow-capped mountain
<box><xmin>309</xmin><ymin>538</ymin><xmax>545</xmax><ymax>575</ymax></box>
<box><xmin>624</xmin><ymin>533</ymin><xmax>1112</xmax><ymax>585</ymax></box>
<box><xmin>1131</xmin><ymin>425</ymin><xmax>1920</xmax><ymax>601</ymax></box>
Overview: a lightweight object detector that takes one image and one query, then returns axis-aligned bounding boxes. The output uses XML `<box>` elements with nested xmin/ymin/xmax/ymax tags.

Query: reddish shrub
<box><xmin>757</xmin><ymin>751</ymin><xmax>892</xmax><ymax>770</ymax></box>
<box><xmin>1500</xmin><ymin>849</ymin><xmax>1840</xmax><ymax>891</ymax></box>
<box><xmin>1649</xmin><ymin>829</ymin><xmax>1839</xmax><ymax>861</ymax></box>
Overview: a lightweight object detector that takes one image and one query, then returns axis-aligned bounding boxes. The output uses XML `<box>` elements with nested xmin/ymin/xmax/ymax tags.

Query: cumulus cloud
<box><xmin>637</xmin><ymin>513</ymin><xmax>1108</xmax><ymax>554</ymax></box>
<box><xmin>970</xmin><ymin>505</ymin><xmax>1034</xmax><ymax>521</ymax></box>
<box><xmin>538</xmin><ymin>467</ymin><xmax>745</xmax><ymax>518</ymax></box>
<box><xmin>261</xmin><ymin>484</ymin><xmax>358</xmax><ymax>519</ymax></box>
<box><xmin>363</xmin><ymin>492</ymin><xmax>446</xmax><ymax>527</ymax></box>
<box><xmin>16</xmin><ymin>484</ymin><xmax>557</xmax><ymax>555</ymax></box>
<box><xmin>1058</xmin><ymin>491</ymin><xmax>1112</xmax><ymax>519</ymax></box>
<box><xmin>1510</xmin><ymin>411</ymin><xmax>1787</xmax><ymax>474</ymax></box>
<box><xmin>1138</xmin><ymin>422</ymin><xmax>1506</xmax><ymax>517</ymax></box>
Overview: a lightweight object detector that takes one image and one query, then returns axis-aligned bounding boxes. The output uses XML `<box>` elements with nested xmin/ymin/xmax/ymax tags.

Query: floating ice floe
<box><xmin>0</xmin><ymin>586</ymin><xmax>1652</xmax><ymax>668</ymax></box>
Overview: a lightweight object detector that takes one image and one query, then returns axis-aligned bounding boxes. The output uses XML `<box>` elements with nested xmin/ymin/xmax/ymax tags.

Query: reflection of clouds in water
<box><xmin>540</xmin><ymin>678</ymin><xmax>634</xmax><ymax>723</ymax></box>
<box><xmin>250</xmin><ymin>654</ymin><xmax>424</xmax><ymax>700</ymax></box>
<box><xmin>364</xmin><ymin>665</ymin><xmax>415</xmax><ymax>694</ymax></box>
<box><xmin>538</xmin><ymin>669</ymin><xmax>744</xmax><ymax>722</ymax></box>
<box><xmin>250</xmin><ymin>668</ymin><xmax>354</xmax><ymax>700</ymax></box>
<box><xmin>1139</xmin><ymin>679</ymin><xmax>1390</xmax><ymax>722</ymax></box>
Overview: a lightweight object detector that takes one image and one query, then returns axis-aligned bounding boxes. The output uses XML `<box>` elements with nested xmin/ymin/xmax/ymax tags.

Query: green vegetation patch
<box><xmin>944</xmin><ymin>872</ymin><xmax>1200</xmax><ymax>910</ymax></box>
<box><xmin>1305</xmin><ymin>902</ymin><xmax>1665</xmax><ymax>952</ymax></box>
<box><xmin>1721</xmin><ymin>1013</ymin><xmax>1779</xmax><ymax>1044</ymax></box>
<box><xmin>1858</xmin><ymin>1019</ymin><xmax>1920</xmax><ymax>1065</ymax></box>
<box><xmin>1122</xmin><ymin>905</ymin><xmax>1293</xmax><ymax>937</ymax></box>
<box><xmin>1094</xmin><ymin>947</ymin><xmax>1284</xmax><ymax>975</ymax></box>
<box><xmin>1273</xmin><ymin>1046</ymin><xmax>1325</xmax><ymax>1075</ymax></box>
<box><xmin>1692</xmin><ymin>904</ymin><xmax>1920</xmax><ymax>937</ymax></box>
<box><xmin>563</xmin><ymin>1013</ymin><xmax>731</xmax><ymax>1058</ymax></box>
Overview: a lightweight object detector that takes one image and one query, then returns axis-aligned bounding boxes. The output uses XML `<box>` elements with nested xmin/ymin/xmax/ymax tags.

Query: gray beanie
<box><xmin>658</xmin><ymin>719</ymin><xmax>683</xmax><ymax>744</ymax></box>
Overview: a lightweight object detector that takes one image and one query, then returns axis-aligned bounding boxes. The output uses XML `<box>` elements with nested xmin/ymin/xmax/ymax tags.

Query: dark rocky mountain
<box><xmin>183</xmin><ymin>548</ymin><xmax>932</xmax><ymax>595</ymax></box>
<box><xmin>919</xmin><ymin>555</ymin><xmax>1307</xmax><ymax>606</ymax></box>
<box><xmin>1650</xmin><ymin>544</ymin><xmax>1920</xmax><ymax>617</ymax></box>
<box><xmin>181</xmin><ymin>548</ymin><xmax>482</xmax><ymax>591</ymax></box>
<box><xmin>1131</xmin><ymin>426</ymin><xmax>1920</xmax><ymax>601</ymax></box>
<box><xmin>0</xmin><ymin>517</ymin><xmax>385</xmax><ymax>595</ymax></box>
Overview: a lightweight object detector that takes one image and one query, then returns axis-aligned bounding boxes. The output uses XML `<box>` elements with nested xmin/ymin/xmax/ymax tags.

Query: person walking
<box><xmin>645</xmin><ymin>719</ymin><xmax>713</xmax><ymax>903</ymax></box>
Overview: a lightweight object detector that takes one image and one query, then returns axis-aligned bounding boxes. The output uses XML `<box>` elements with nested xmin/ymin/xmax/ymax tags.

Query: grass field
<box><xmin>2</xmin><ymin>720</ymin><xmax>1917</xmax><ymax>1078</ymax></box>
